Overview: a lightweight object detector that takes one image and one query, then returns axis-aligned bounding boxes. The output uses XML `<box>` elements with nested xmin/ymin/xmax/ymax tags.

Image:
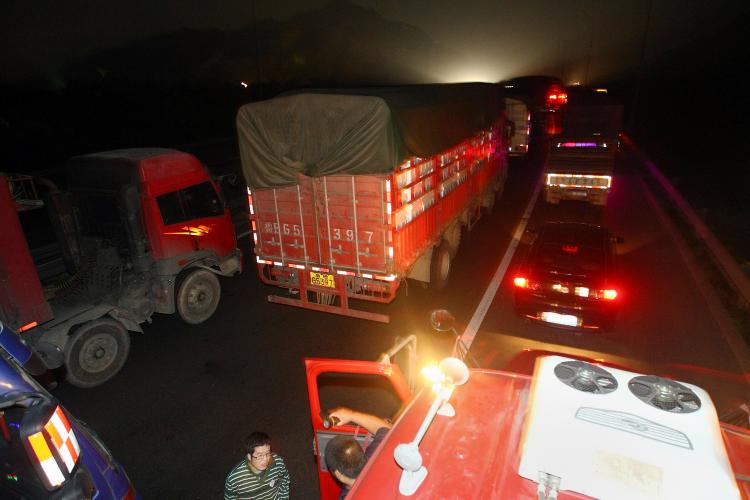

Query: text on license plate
<box><xmin>570</xmin><ymin>190</ymin><xmax>587</xmax><ymax>197</ymax></box>
<box><xmin>541</xmin><ymin>312</ymin><xmax>579</xmax><ymax>327</ymax></box>
<box><xmin>310</xmin><ymin>271</ymin><xmax>335</xmax><ymax>288</ymax></box>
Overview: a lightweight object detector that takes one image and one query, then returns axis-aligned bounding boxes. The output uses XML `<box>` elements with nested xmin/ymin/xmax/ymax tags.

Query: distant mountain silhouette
<box><xmin>65</xmin><ymin>0</ymin><xmax>452</xmax><ymax>87</ymax></box>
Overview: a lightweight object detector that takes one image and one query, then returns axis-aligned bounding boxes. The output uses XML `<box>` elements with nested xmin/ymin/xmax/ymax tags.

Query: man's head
<box><xmin>245</xmin><ymin>432</ymin><xmax>273</xmax><ymax>473</ymax></box>
<box><xmin>325</xmin><ymin>436</ymin><xmax>366</xmax><ymax>486</ymax></box>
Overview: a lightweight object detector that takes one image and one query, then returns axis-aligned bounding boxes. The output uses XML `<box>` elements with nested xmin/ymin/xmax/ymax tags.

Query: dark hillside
<box><xmin>0</xmin><ymin>1</ymin><xmax>450</xmax><ymax>172</ymax></box>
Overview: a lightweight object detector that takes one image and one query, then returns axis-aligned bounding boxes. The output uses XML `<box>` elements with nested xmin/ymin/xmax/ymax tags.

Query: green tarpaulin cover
<box><xmin>237</xmin><ymin>83</ymin><xmax>502</xmax><ymax>189</ymax></box>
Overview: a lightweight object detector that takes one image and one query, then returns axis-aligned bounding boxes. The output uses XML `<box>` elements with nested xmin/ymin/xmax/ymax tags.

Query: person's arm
<box><xmin>223</xmin><ymin>474</ymin><xmax>238</xmax><ymax>500</ymax></box>
<box><xmin>278</xmin><ymin>458</ymin><xmax>290</xmax><ymax>500</ymax></box>
<box><xmin>327</xmin><ymin>407</ymin><xmax>391</xmax><ymax>434</ymax></box>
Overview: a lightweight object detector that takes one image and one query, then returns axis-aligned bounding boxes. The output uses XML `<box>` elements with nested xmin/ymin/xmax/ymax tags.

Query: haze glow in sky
<box><xmin>2</xmin><ymin>0</ymin><xmax>747</xmax><ymax>84</ymax></box>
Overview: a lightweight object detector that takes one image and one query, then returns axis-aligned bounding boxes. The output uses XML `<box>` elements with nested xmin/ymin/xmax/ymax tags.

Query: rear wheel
<box><xmin>430</xmin><ymin>242</ymin><xmax>452</xmax><ymax>292</ymax></box>
<box><xmin>176</xmin><ymin>269</ymin><xmax>221</xmax><ymax>324</ymax></box>
<box><xmin>65</xmin><ymin>319</ymin><xmax>130</xmax><ymax>388</ymax></box>
<box><xmin>445</xmin><ymin>224</ymin><xmax>462</xmax><ymax>258</ymax></box>
<box><xmin>482</xmin><ymin>190</ymin><xmax>496</xmax><ymax>214</ymax></box>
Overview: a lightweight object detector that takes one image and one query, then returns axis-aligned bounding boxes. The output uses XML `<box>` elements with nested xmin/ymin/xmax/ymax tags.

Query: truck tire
<box><xmin>430</xmin><ymin>242</ymin><xmax>452</xmax><ymax>292</ymax></box>
<box><xmin>482</xmin><ymin>191</ymin><xmax>496</xmax><ymax>214</ymax></box>
<box><xmin>496</xmin><ymin>178</ymin><xmax>505</xmax><ymax>200</ymax></box>
<box><xmin>176</xmin><ymin>269</ymin><xmax>221</xmax><ymax>324</ymax></box>
<box><xmin>65</xmin><ymin>319</ymin><xmax>130</xmax><ymax>388</ymax></box>
<box><xmin>445</xmin><ymin>224</ymin><xmax>462</xmax><ymax>258</ymax></box>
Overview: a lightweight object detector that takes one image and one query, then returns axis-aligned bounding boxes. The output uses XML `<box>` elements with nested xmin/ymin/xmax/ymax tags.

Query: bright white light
<box><xmin>240</xmin><ymin>82</ymin><xmax>248</xmax><ymax>88</ymax></box>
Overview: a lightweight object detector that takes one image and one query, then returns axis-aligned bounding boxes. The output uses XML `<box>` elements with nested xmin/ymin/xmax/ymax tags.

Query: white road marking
<box><xmin>459</xmin><ymin>172</ymin><xmax>544</xmax><ymax>349</ymax></box>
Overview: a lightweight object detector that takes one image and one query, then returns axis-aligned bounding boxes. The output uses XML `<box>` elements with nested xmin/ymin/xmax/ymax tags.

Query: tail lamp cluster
<box><xmin>514</xmin><ymin>276</ymin><xmax>617</xmax><ymax>300</ymax></box>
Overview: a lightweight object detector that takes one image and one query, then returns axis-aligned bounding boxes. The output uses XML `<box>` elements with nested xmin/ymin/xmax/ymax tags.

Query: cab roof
<box><xmin>348</xmin><ymin>367</ymin><xmax>750</xmax><ymax>499</ymax></box>
<box><xmin>66</xmin><ymin>148</ymin><xmax>209</xmax><ymax>193</ymax></box>
<box><xmin>348</xmin><ymin>370</ymin><xmax>559</xmax><ymax>498</ymax></box>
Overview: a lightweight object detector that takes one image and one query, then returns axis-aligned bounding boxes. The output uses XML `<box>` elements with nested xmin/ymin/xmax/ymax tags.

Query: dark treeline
<box><xmin>0</xmin><ymin>79</ymin><xmax>288</xmax><ymax>173</ymax></box>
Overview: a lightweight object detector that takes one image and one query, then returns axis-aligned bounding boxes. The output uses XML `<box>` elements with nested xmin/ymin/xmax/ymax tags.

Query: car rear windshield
<box><xmin>536</xmin><ymin>243</ymin><xmax>604</xmax><ymax>275</ymax></box>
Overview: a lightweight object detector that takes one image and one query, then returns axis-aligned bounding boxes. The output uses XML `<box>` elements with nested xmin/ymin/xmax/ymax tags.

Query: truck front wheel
<box><xmin>65</xmin><ymin>319</ymin><xmax>130</xmax><ymax>388</ymax></box>
<box><xmin>176</xmin><ymin>269</ymin><xmax>221</xmax><ymax>324</ymax></box>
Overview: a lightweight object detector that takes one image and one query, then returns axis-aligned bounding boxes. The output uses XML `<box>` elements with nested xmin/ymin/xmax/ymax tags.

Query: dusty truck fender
<box><xmin>22</xmin><ymin>305</ymin><xmax>142</xmax><ymax>369</ymax></box>
<box><xmin>151</xmin><ymin>248</ymin><xmax>242</xmax><ymax>315</ymax></box>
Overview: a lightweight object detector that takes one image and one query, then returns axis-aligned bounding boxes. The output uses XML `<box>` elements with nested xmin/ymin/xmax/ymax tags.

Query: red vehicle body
<box><xmin>0</xmin><ymin>149</ymin><xmax>241</xmax><ymax>387</ymax></box>
<box><xmin>305</xmin><ymin>350</ymin><xmax>750</xmax><ymax>499</ymax></box>
<box><xmin>239</xmin><ymin>86</ymin><xmax>507</xmax><ymax>322</ymax></box>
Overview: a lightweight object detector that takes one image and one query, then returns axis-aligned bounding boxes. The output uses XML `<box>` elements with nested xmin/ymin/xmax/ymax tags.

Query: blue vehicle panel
<box><xmin>0</xmin><ymin>321</ymin><xmax>137</xmax><ymax>499</ymax></box>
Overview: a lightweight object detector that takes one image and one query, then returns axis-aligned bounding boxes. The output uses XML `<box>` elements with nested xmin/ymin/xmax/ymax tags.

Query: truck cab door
<box><xmin>304</xmin><ymin>358</ymin><xmax>411</xmax><ymax>500</ymax></box>
<box><xmin>151</xmin><ymin>180</ymin><xmax>235</xmax><ymax>260</ymax></box>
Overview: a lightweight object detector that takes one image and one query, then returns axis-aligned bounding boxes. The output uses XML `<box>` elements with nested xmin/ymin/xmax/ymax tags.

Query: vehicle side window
<box><xmin>183</xmin><ymin>182</ymin><xmax>223</xmax><ymax>219</ymax></box>
<box><xmin>157</xmin><ymin>191</ymin><xmax>186</xmax><ymax>226</ymax></box>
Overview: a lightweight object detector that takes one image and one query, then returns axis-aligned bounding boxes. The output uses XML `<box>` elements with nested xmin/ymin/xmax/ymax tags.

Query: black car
<box><xmin>513</xmin><ymin>222</ymin><xmax>621</xmax><ymax>331</ymax></box>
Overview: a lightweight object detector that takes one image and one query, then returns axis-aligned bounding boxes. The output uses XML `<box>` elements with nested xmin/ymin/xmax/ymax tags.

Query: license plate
<box><xmin>570</xmin><ymin>190</ymin><xmax>587</xmax><ymax>197</ymax></box>
<box><xmin>541</xmin><ymin>312</ymin><xmax>579</xmax><ymax>327</ymax></box>
<box><xmin>310</xmin><ymin>271</ymin><xmax>335</xmax><ymax>288</ymax></box>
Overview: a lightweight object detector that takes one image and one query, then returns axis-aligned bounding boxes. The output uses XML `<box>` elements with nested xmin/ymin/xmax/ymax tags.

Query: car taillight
<box><xmin>591</xmin><ymin>289</ymin><xmax>618</xmax><ymax>300</ymax></box>
<box><xmin>514</xmin><ymin>277</ymin><xmax>541</xmax><ymax>291</ymax></box>
<box><xmin>514</xmin><ymin>277</ymin><xmax>528</xmax><ymax>288</ymax></box>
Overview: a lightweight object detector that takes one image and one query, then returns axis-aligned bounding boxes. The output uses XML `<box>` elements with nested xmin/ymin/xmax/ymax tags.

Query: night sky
<box><xmin>3</xmin><ymin>0</ymin><xmax>748</xmax><ymax>85</ymax></box>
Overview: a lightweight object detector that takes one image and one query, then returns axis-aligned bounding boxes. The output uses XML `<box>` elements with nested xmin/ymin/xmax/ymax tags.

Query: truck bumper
<box><xmin>545</xmin><ymin>186</ymin><xmax>609</xmax><ymax>205</ymax></box>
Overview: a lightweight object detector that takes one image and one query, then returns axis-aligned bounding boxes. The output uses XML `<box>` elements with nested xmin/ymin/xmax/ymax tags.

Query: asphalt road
<box><xmin>53</xmin><ymin>139</ymin><xmax>750</xmax><ymax>499</ymax></box>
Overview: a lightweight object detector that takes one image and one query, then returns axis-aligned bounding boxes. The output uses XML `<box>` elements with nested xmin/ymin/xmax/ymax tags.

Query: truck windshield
<box><xmin>157</xmin><ymin>181</ymin><xmax>223</xmax><ymax>225</ymax></box>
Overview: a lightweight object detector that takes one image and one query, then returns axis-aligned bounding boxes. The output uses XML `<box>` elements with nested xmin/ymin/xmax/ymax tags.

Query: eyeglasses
<box><xmin>249</xmin><ymin>452</ymin><xmax>272</xmax><ymax>460</ymax></box>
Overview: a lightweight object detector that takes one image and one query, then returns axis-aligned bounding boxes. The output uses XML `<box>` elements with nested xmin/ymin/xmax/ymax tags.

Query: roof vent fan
<box><xmin>553</xmin><ymin>360</ymin><xmax>617</xmax><ymax>394</ymax></box>
<box><xmin>628</xmin><ymin>375</ymin><xmax>702</xmax><ymax>413</ymax></box>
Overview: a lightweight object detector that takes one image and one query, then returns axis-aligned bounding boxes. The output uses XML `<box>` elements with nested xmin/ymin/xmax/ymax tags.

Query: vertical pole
<box><xmin>628</xmin><ymin>0</ymin><xmax>654</xmax><ymax>133</ymax></box>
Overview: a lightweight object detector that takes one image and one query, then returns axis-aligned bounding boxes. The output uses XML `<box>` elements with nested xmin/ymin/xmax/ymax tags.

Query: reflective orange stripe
<box><xmin>28</xmin><ymin>432</ymin><xmax>53</xmax><ymax>461</ymax></box>
<box><xmin>45</xmin><ymin>419</ymin><xmax>63</xmax><ymax>448</ymax></box>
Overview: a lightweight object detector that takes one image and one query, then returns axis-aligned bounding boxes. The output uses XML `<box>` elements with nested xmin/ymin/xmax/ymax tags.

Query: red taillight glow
<box><xmin>514</xmin><ymin>277</ymin><xmax>528</xmax><ymax>288</ymax></box>
<box><xmin>602</xmin><ymin>289</ymin><xmax>618</xmax><ymax>300</ymax></box>
<box><xmin>546</xmin><ymin>86</ymin><xmax>568</xmax><ymax>108</ymax></box>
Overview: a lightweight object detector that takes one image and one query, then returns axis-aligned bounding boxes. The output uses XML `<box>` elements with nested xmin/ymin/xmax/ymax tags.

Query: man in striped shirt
<box><xmin>224</xmin><ymin>432</ymin><xmax>290</xmax><ymax>500</ymax></box>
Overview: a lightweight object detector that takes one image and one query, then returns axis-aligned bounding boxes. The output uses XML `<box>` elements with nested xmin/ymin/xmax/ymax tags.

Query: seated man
<box><xmin>323</xmin><ymin>407</ymin><xmax>392</xmax><ymax>498</ymax></box>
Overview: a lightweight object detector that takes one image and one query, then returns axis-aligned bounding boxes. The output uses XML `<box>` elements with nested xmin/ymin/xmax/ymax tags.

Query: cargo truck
<box><xmin>504</xmin><ymin>97</ymin><xmax>530</xmax><ymax>156</ymax></box>
<box><xmin>238</xmin><ymin>84</ymin><xmax>507</xmax><ymax>323</ymax></box>
<box><xmin>544</xmin><ymin>92</ymin><xmax>623</xmax><ymax>206</ymax></box>
<box><xmin>0</xmin><ymin>149</ymin><xmax>242</xmax><ymax>387</ymax></box>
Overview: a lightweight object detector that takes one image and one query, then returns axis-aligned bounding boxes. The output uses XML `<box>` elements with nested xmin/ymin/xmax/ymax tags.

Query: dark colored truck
<box><xmin>0</xmin><ymin>149</ymin><xmax>241</xmax><ymax>387</ymax></box>
<box><xmin>544</xmin><ymin>92</ymin><xmax>623</xmax><ymax>206</ymax></box>
<box><xmin>237</xmin><ymin>84</ymin><xmax>507</xmax><ymax>323</ymax></box>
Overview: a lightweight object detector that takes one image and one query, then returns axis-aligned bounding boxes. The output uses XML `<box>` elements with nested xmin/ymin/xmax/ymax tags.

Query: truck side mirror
<box><xmin>429</xmin><ymin>309</ymin><xmax>455</xmax><ymax>332</ymax></box>
<box><xmin>521</xmin><ymin>229</ymin><xmax>538</xmax><ymax>245</ymax></box>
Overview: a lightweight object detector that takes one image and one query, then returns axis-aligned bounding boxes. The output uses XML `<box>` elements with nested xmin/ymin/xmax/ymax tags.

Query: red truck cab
<box><xmin>1</xmin><ymin>148</ymin><xmax>242</xmax><ymax>387</ymax></box>
<box><xmin>305</xmin><ymin>352</ymin><xmax>750</xmax><ymax>499</ymax></box>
